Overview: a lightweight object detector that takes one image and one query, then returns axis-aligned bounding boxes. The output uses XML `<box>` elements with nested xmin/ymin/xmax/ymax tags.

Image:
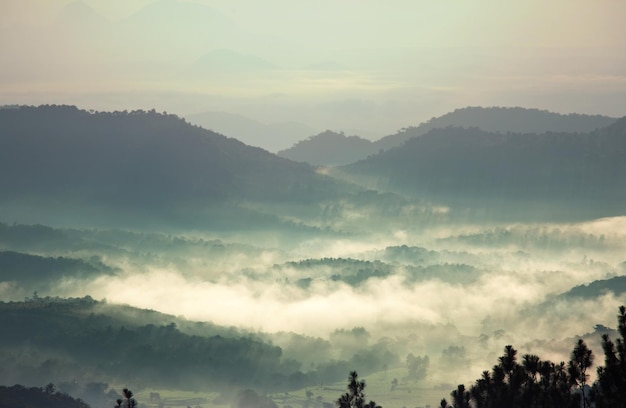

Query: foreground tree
<box><xmin>569</xmin><ymin>338</ymin><xmax>594</xmax><ymax>408</ymax></box>
<box><xmin>591</xmin><ymin>305</ymin><xmax>626</xmax><ymax>408</ymax></box>
<box><xmin>442</xmin><ymin>344</ymin><xmax>583</xmax><ymax>408</ymax></box>
<box><xmin>442</xmin><ymin>305</ymin><xmax>626</xmax><ymax>408</ymax></box>
<box><xmin>337</xmin><ymin>371</ymin><xmax>381</xmax><ymax>408</ymax></box>
<box><xmin>450</xmin><ymin>384</ymin><xmax>470</xmax><ymax>408</ymax></box>
<box><xmin>115</xmin><ymin>388</ymin><xmax>137</xmax><ymax>408</ymax></box>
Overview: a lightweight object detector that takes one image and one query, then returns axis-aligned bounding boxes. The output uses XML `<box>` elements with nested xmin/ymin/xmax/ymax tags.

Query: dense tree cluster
<box><xmin>591</xmin><ymin>305</ymin><xmax>626</xmax><ymax>408</ymax></box>
<box><xmin>438</xmin><ymin>305</ymin><xmax>626</xmax><ymax>408</ymax></box>
<box><xmin>0</xmin><ymin>104</ymin><xmax>349</xmax><ymax>213</ymax></box>
<box><xmin>0</xmin><ymin>297</ymin><xmax>390</xmax><ymax>393</ymax></box>
<box><xmin>343</xmin><ymin>118</ymin><xmax>626</xmax><ymax>221</ymax></box>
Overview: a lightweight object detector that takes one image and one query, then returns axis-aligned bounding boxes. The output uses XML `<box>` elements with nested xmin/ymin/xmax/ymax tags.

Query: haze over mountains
<box><xmin>3</xmin><ymin>0</ymin><xmax>626</xmax><ymax>136</ymax></box>
<box><xmin>1</xmin><ymin>102</ymin><xmax>626</xmax><ymax>408</ymax></box>
<box><xmin>278</xmin><ymin>131</ymin><xmax>375</xmax><ymax>166</ymax></box>
<box><xmin>279</xmin><ymin>107</ymin><xmax>618</xmax><ymax>166</ymax></box>
<box><xmin>2</xmin><ymin>1</ymin><xmax>626</xmax><ymax>405</ymax></box>
<box><xmin>336</xmin><ymin>117</ymin><xmax>626</xmax><ymax>220</ymax></box>
<box><xmin>3</xmin><ymin>104</ymin><xmax>623</xmax><ymax>225</ymax></box>
<box><xmin>186</xmin><ymin>110</ymin><xmax>317</xmax><ymax>152</ymax></box>
<box><xmin>0</xmin><ymin>105</ymin><xmax>355</xmax><ymax>230</ymax></box>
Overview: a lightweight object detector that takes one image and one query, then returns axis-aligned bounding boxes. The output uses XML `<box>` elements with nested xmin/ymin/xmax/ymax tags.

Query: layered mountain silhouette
<box><xmin>280</xmin><ymin>107</ymin><xmax>617</xmax><ymax>166</ymax></box>
<box><xmin>0</xmin><ymin>250</ymin><xmax>113</xmax><ymax>288</ymax></box>
<box><xmin>564</xmin><ymin>275</ymin><xmax>626</xmax><ymax>299</ymax></box>
<box><xmin>3</xmin><ymin>104</ymin><xmax>624</xmax><ymax>226</ymax></box>
<box><xmin>373</xmin><ymin>106</ymin><xmax>617</xmax><ymax>152</ymax></box>
<box><xmin>0</xmin><ymin>296</ymin><xmax>378</xmax><ymax>395</ymax></box>
<box><xmin>335</xmin><ymin>118</ymin><xmax>626</xmax><ymax>218</ymax></box>
<box><xmin>0</xmin><ymin>105</ymin><xmax>352</xmax><ymax>229</ymax></box>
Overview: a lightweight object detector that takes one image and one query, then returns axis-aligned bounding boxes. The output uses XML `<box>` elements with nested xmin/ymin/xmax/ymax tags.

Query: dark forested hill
<box><xmin>0</xmin><ymin>250</ymin><xmax>113</xmax><ymax>287</ymax></box>
<box><xmin>0</xmin><ymin>384</ymin><xmax>90</xmax><ymax>408</ymax></box>
<box><xmin>277</xmin><ymin>107</ymin><xmax>617</xmax><ymax>167</ymax></box>
<box><xmin>2</xmin><ymin>302</ymin><xmax>282</xmax><ymax>389</ymax></box>
<box><xmin>564</xmin><ymin>275</ymin><xmax>626</xmax><ymax>299</ymax></box>
<box><xmin>277</xmin><ymin>130</ymin><xmax>375</xmax><ymax>166</ymax></box>
<box><xmin>337</xmin><ymin>118</ymin><xmax>626</xmax><ymax>219</ymax></box>
<box><xmin>0</xmin><ymin>105</ymin><xmax>354</xmax><ymax>229</ymax></box>
<box><xmin>0</xmin><ymin>297</ymin><xmax>311</xmax><ymax>393</ymax></box>
<box><xmin>372</xmin><ymin>106</ymin><xmax>617</xmax><ymax>152</ymax></box>
<box><xmin>0</xmin><ymin>296</ymin><xmax>388</xmax><ymax>397</ymax></box>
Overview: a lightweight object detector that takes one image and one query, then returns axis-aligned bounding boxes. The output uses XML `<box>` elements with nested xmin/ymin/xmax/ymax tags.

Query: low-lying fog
<box><xmin>2</xmin><ymin>209</ymin><xmax>624</xmax><ymax>387</ymax></box>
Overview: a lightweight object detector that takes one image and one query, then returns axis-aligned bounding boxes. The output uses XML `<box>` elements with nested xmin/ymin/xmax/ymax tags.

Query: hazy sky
<box><xmin>1</xmin><ymin>0</ymin><xmax>625</xmax><ymax>139</ymax></box>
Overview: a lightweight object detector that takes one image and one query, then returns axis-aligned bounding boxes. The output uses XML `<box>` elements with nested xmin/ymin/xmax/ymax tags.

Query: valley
<box><xmin>1</xmin><ymin>105</ymin><xmax>625</xmax><ymax>408</ymax></box>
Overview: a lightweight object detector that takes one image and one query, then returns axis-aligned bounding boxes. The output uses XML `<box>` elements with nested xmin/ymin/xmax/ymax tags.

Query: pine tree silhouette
<box><xmin>337</xmin><ymin>371</ymin><xmax>381</xmax><ymax>408</ymax></box>
<box><xmin>114</xmin><ymin>388</ymin><xmax>137</xmax><ymax>408</ymax></box>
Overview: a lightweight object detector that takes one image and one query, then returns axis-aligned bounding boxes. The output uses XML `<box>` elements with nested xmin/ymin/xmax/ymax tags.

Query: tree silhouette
<box><xmin>115</xmin><ymin>388</ymin><xmax>137</xmax><ymax>408</ymax></box>
<box><xmin>591</xmin><ymin>305</ymin><xmax>626</xmax><ymax>408</ymax></box>
<box><xmin>443</xmin><ymin>306</ymin><xmax>626</xmax><ymax>408</ymax></box>
<box><xmin>337</xmin><ymin>371</ymin><xmax>381</xmax><ymax>408</ymax></box>
<box><xmin>459</xmin><ymin>345</ymin><xmax>581</xmax><ymax>408</ymax></box>
<box><xmin>569</xmin><ymin>339</ymin><xmax>593</xmax><ymax>408</ymax></box>
<box><xmin>450</xmin><ymin>384</ymin><xmax>470</xmax><ymax>408</ymax></box>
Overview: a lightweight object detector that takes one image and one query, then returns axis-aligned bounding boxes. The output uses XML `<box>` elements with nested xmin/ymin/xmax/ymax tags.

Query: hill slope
<box><xmin>0</xmin><ymin>105</ymin><xmax>353</xmax><ymax>229</ymax></box>
<box><xmin>373</xmin><ymin>106</ymin><xmax>618</xmax><ymax>152</ymax></box>
<box><xmin>0</xmin><ymin>296</ymin><xmax>388</xmax><ymax>396</ymax></box>
<box><xmin>337</xmin><ymin>119</ymin><xmax>626</xmax><ymax>219</ymax></box>
<box><xmin>277</xmin><ymin>130</ymin><xmax>375</xmax><ymax>166</ymax></box>
<box><xmin>278</xmin><ymin>107</ymin><xmax>617</xmax><ymax>166</ymax></box>
<box><xmin>0</xmin><ymin>384</ymin><xmax>90</xmax><ymax>408</ymax></box>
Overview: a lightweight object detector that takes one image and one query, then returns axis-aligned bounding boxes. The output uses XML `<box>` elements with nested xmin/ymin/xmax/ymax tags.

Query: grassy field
<box><xmin>132</xmin><ymin>388</ymin><xmax>224</xmax><ymax>408</ymax></box>
<box><xmin>126</xmin><ymin>368</ymin><xmax>450</xmax><ymax>408</ymax></box>
<box><xmin>270</xmin><ymin>369</ymin><xmax>451</xmax><ymax>408</ymax></box>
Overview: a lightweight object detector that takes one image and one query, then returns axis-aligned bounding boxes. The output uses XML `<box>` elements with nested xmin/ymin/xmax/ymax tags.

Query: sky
<box><xmin>1</xmin><ymin>0</ymin><xmax>625</xmax><ymax>140</ymax></box>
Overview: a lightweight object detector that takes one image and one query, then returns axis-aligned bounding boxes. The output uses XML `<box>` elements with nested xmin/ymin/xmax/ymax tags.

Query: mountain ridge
<box><xmin>0</xmin><ymin>105</ymin><xmax>354</xmax><ymax>229</ymax></box>
<box><xmin>278</xmin><ymin>130</ymin><xmax>374</xmax><ymax>166</ymax></box>
<box><xmin>279</xmin><ymin>106</ymin><xmax>618</xmax><ymax>166</ymax></box>
<box><xmin>335</xmin><ymin>120</ymin><xmax>626</xmax><ymax>219</ymax></box>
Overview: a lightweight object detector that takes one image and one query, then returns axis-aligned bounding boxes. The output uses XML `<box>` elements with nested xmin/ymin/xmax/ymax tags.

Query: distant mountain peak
<box><xmin>278</xmin><ymin>130</ymin><xmax>375</xmax><ymax>166</ymax></box>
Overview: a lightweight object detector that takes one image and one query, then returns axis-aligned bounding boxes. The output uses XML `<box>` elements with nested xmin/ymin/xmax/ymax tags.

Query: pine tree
<box><xmin>591</xmin><ymin>306</ymin><xmax>626</xmax><ymax>408</ymax></box>
<box><xmin>569</xmin><ymin>339</ymin><xmax>593</xmax><ymax>408</ymax></box>
<box><xmin>337</xmin><ymin>371</ymin><xmax>381</xmax><ymax>408</ymax></box>
<box><xmin>114</xmin><ymin>388</ymin><xmax>137</xmax><ymax>408</ymax></box>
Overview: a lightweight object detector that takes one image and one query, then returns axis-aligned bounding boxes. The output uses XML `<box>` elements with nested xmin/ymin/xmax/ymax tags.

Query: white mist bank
<box><xmin>42</xmin><ymin>216</ymin><xmax>624</xmax><ymax>342</ymax></box>
<box><xmin>1</xmin><ymin>215</ymin><xmax>624</xmax><ymax>389</ymax></box>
